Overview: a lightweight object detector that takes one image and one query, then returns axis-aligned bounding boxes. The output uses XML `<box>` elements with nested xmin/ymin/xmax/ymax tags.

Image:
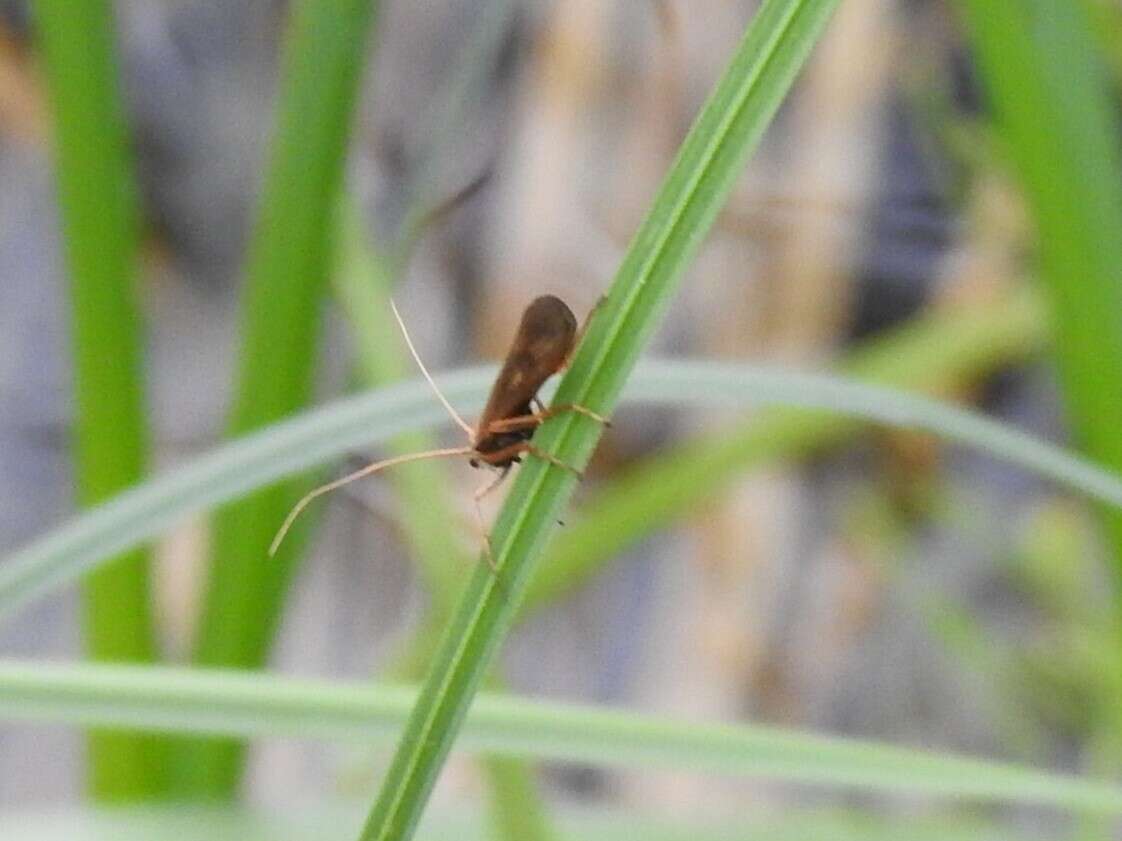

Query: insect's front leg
<box><xmin>484</xmin><ymin>403</ymin><xmax>611</xmax><ymax>435</ymax></box>
<box><xmin>477</xmin><ymin>441</ymin><xmax>583</xmax><ymax>477</ymax></box>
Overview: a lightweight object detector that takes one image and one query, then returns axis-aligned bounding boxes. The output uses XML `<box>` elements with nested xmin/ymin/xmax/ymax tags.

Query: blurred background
<box><xmin>2</xmin><ymin>0</ymin><xmax>1121</xmax><ymax>837</ymax></box>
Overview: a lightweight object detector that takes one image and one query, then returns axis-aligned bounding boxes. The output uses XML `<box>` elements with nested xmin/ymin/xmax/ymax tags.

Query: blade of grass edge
<box><xmin>337</xmin><ymin>203</ymin><xmax>560</xmax><ymax>841</ymax></box>
<box><xmin>355</xmin><ymin>2</ymin><xmax>842</xmax><ymax>840</ymax></box>
<box><xmin>13</xmin><ymin>340</ymin><xmax>1122</xmax><ymax>629</ymax></box>
<box><xmin>30</xmin><ymin>0</ymin><xmax>164</xmax><ymax>801</ymax></box>
<box><xmin>952</xmin><ymin>0</ymin><xmax>1122</xmax><ymax>583</ymax></box>
<box><xmin>175</xmin><ymin>0</ymin><xmax>381</xmax><ymax>799</ymax></box>
<box><xmin>952</xmin><ymin>7</ymin><xmax>1122</xmax><ymax>814</ymax></box>
<box><xmin>4</xmin><ymin>660</ymin><xmax>1122</xmax><ymax>813</ymax></box>
<box><xmin>338</xmin><ymin>0</ymin><xmax>555</xmax><ymax>828</ymax></box>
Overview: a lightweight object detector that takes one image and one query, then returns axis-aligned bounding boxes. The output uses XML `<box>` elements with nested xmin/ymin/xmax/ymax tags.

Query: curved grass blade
<box><xmin>355</xmin><ymin>2</ymin><xmax>843</xmax><ymax>839</ymax></box>
<box><xmin>0</xmin><ymin>804</ymin><xmax>1048</xmax><ymax>841</ymax></box>
<box><xmin>2</xmin><ymin>659</ymin><xmax>1122</xmax><ymax>813</ymax></box>
<box><xmin>5</xmin><ymin>353</ymin><xmax>1122</xmax><ymax>626</ymax></box>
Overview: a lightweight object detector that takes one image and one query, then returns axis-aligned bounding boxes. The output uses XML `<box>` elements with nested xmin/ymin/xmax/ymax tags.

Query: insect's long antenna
<box><xmin>390</xmin><ymin>299</ymin><xmax>475</xmax><ymax>440</ymax></box>
<box><xmin>269</xmin><ymin>445</ymin><xmax>474</xmax><ymax>556</ymax></box>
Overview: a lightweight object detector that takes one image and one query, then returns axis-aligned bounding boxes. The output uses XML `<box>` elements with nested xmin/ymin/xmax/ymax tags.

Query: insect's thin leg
<box><xmin>477</xmin><ymin>465</ymin><xmax>513</xmax><ymax>502</ymax></box>
<box><xmin>472</xmin><ymin>492</ymin><xmax>495</xmax><ymax>573</ymax></box>
<box><xmin>522</xmin><ymin>444</ymin><xmax>583</xmax><ymax>477</ymax></box>
<box><xmin>544</xmin><ymin>403</ymin><xmax>612</xmax><ymax>426</ymax></box>
<box><xmin>484</xmin><ymin>403</ymin><xmax>611</xmax><ymax>435</ymax></box>
<box><xmin>472</xmin><ymin>467</ymin><xmax>510</xmax><ymax>572</ymax></box>
<box><xmin>478</xmin><ymin>441</ymin><xmax>583</xmax><ymax>478</ymax></box>
<box><xmin>481</xmin><ymin>415</ymin><xmax>541</xmax><ymax>435</ymax></box>
<box><xmin>269</xmin><ymin>445</ymin><xmax>473</xmax><ymax>557</ymax></box>
<box><xmin>532</xmin><ymin>396</ymin><xmax>547</xmax><ymax>414</ymax></box>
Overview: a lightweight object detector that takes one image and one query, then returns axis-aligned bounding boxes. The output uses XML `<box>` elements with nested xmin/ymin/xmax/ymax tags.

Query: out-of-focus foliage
<box><xmin>3</xmin><ymin>0</ymin><xmax>1122</xmax><ymax>838</ymax></box>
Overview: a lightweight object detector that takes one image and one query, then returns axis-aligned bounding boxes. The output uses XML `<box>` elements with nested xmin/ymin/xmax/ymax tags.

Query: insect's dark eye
<box><xmin>512</xmin><ymin>456</ymin><xmax>522</xmax><ymax>464</ymax></box>
<box><xmin>469</xmin><ymin>458</ymin><xmax>479</xmax><ymax>468</ymax></box>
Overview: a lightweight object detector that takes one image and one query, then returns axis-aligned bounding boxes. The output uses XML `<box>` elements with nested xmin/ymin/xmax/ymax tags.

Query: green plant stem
<box><xmin>953</xmin><ymin>0</ymin><xmax>1122</xmax><ymax>579</ymax></box>
<box><xmin>177</xmin><ymin>0</ymin><xmax>380</xmax><ymax>799</ymax></box>
<box><xmin>335</xmin><ymin>9</ymin><xmax>545</xmax><ymax>831</ymax></box>
<box><xmin>481</xmin><ymin>756</ymin><xmax>560</xmax><ymax>841</ymax></box>
<box><xmin>356</xmin><ymin>2</ymin><xmax>841</xmax><ymax>839</ymax></box>
<box><xmin>30</xmin><ymin>0</ymin><xmax>163</xmax><ymax>801</ymax></box>
<box><xmin>337</xmin><ymin>202</ymin><xmax>557</xmax><ymax>841</ymax></box>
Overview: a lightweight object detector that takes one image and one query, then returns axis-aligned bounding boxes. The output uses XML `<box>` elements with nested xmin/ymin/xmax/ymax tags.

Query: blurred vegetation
<box><xmin>30</xmin><ymin>0</ymin><xmax>164</xmax><ymax>801</ymax></box>
<box><xmin>5</xmin><ymin>0</ymin><xmax>1122</xmax><ymax>838</ymax></box>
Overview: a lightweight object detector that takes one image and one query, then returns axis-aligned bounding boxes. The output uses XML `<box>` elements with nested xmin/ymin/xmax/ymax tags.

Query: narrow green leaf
<box><xmin>0</xmin><ymin>803</ymin><xmax>1025</xmax><ymax>841</ymax></box>
<box><xmin>9</xmin><ymin>350</ymin><xmax>1122</xmax><ymax>629</ymax></box>
<box><xmin>953</xmin><ymin>0</ymin><xmax>1122</xmax><ymax>575</ymax></box>
<box><xmin>30</xmin><ymin>0</ymin><xmax>163</xmax><ymax>800</ymax></box>
<box><xmin>178</xmin><ymin>0</ymin><xmax>381</xmax><ymax>798</ymax></box>
<box><xmin>356</xmin><ymin>2</ymin><xmax>842</xmax><ymax>839</ymax></box>
<box><xmin>481</xmin><ymin>756</ymin><xmax>560</xmax><ymax>841</ymax></box>
<box><xmin>337</xmin><ymin>207</ymin><xmax>559</xmax><ymax>841</ymax></box>
<box><xmin>2</xmin><ymin>660</ymin><xmax>1122</xmax><ymax>813</ymax></box>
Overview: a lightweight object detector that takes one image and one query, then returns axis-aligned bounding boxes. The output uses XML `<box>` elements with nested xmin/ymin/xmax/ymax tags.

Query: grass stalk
<box><xmin>18</xmin><ymin>305</ymin><xmax>1122</xmax><ymax>629</ymax></box>
<box><xmin>175</xmin><ymin>0</ymin><xmax>381</xmax><ymax>798</ymax></box>
<box><xmin>356</xmin><ymin>2</ymin><xmax>842</xmax><ymax>839</ymax></box>
<box><xmin>953</xmin><ymin>0</ymin><xmax>1122</xmax><ymax>580</ymax></box>
<box><xmin>5</xmin><ymin>659</ymin><xmax>1122</xmax><ymax>813</ymax></box>
<box><xmin>337</xmin><ymin>199</ymin><xmax>557</xmax><ymax>841</ymax></box>
<box><xmin>30</xmin><ymin>0</ymin><xmax>164</xmax><ymax>801</ymax></box>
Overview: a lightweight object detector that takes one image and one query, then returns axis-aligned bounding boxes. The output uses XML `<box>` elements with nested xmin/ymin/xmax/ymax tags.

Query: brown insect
<box><xmin>269</xmin><ymin>294</ymin><xmax>608</xmax><ymax>562</ymax></box>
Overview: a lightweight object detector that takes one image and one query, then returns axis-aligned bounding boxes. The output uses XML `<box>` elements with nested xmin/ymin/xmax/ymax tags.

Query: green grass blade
<box><xmin>30</xmin><ymin>0</ymin><xmax>164</xmax><ymax>801</ymax></box>
<box><xmin>481</xmin><ymin>756</ymin><xmax>559</xmax><ymax>841</ymax></box>
<box><xmin>4</xmin><ymin>660</ymin><xmax>1122</xmax><ymax>813</ymax></box>
<box><xmin>356</xmin><ymin>2</ymin><xmax>842</xmax><ymax>839</ymax></box>
<box><xmin>953</xmin><ymin>0</ymin><xmax>1122</xmax><ymax>573</ymax></box>
<box><xmin>177</xmin><ymin>0</ymin><xmax>381</xmax><ymax>798</ymax></box>
<box><xmin>12</xmin><ymin>347</ymin><xmax>1122</xmax><ymax>629</ymax></box>
<box><xmin>337</xmin><ymin>207</ymin><xmax>558</xmax><ymax>841</ymax></box>
<box><xmin>0</xmin><ymin>805</ymin><xmax>1039</xmax><ymax>841</ymax></box>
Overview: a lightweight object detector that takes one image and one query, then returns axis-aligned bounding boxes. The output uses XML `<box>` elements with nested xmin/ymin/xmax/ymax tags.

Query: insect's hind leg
<box><xmin>522</xmin><ymin>444</ymin><xmax>583</xmax><ymax>476</ymax></box>
<box><xmin>472</xmin><ymin>467</ymin><xmax>511</xmax><ymax>572</ymax></box>
<box><xmin>478</xmin><ymin>441</ymin><xmax>583</xmax><ymax>478</ymax></box>
<box><xmin>545</xmin><ymin>403</ymin><xmax>612</xmax><ymax>426</ymax></box>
